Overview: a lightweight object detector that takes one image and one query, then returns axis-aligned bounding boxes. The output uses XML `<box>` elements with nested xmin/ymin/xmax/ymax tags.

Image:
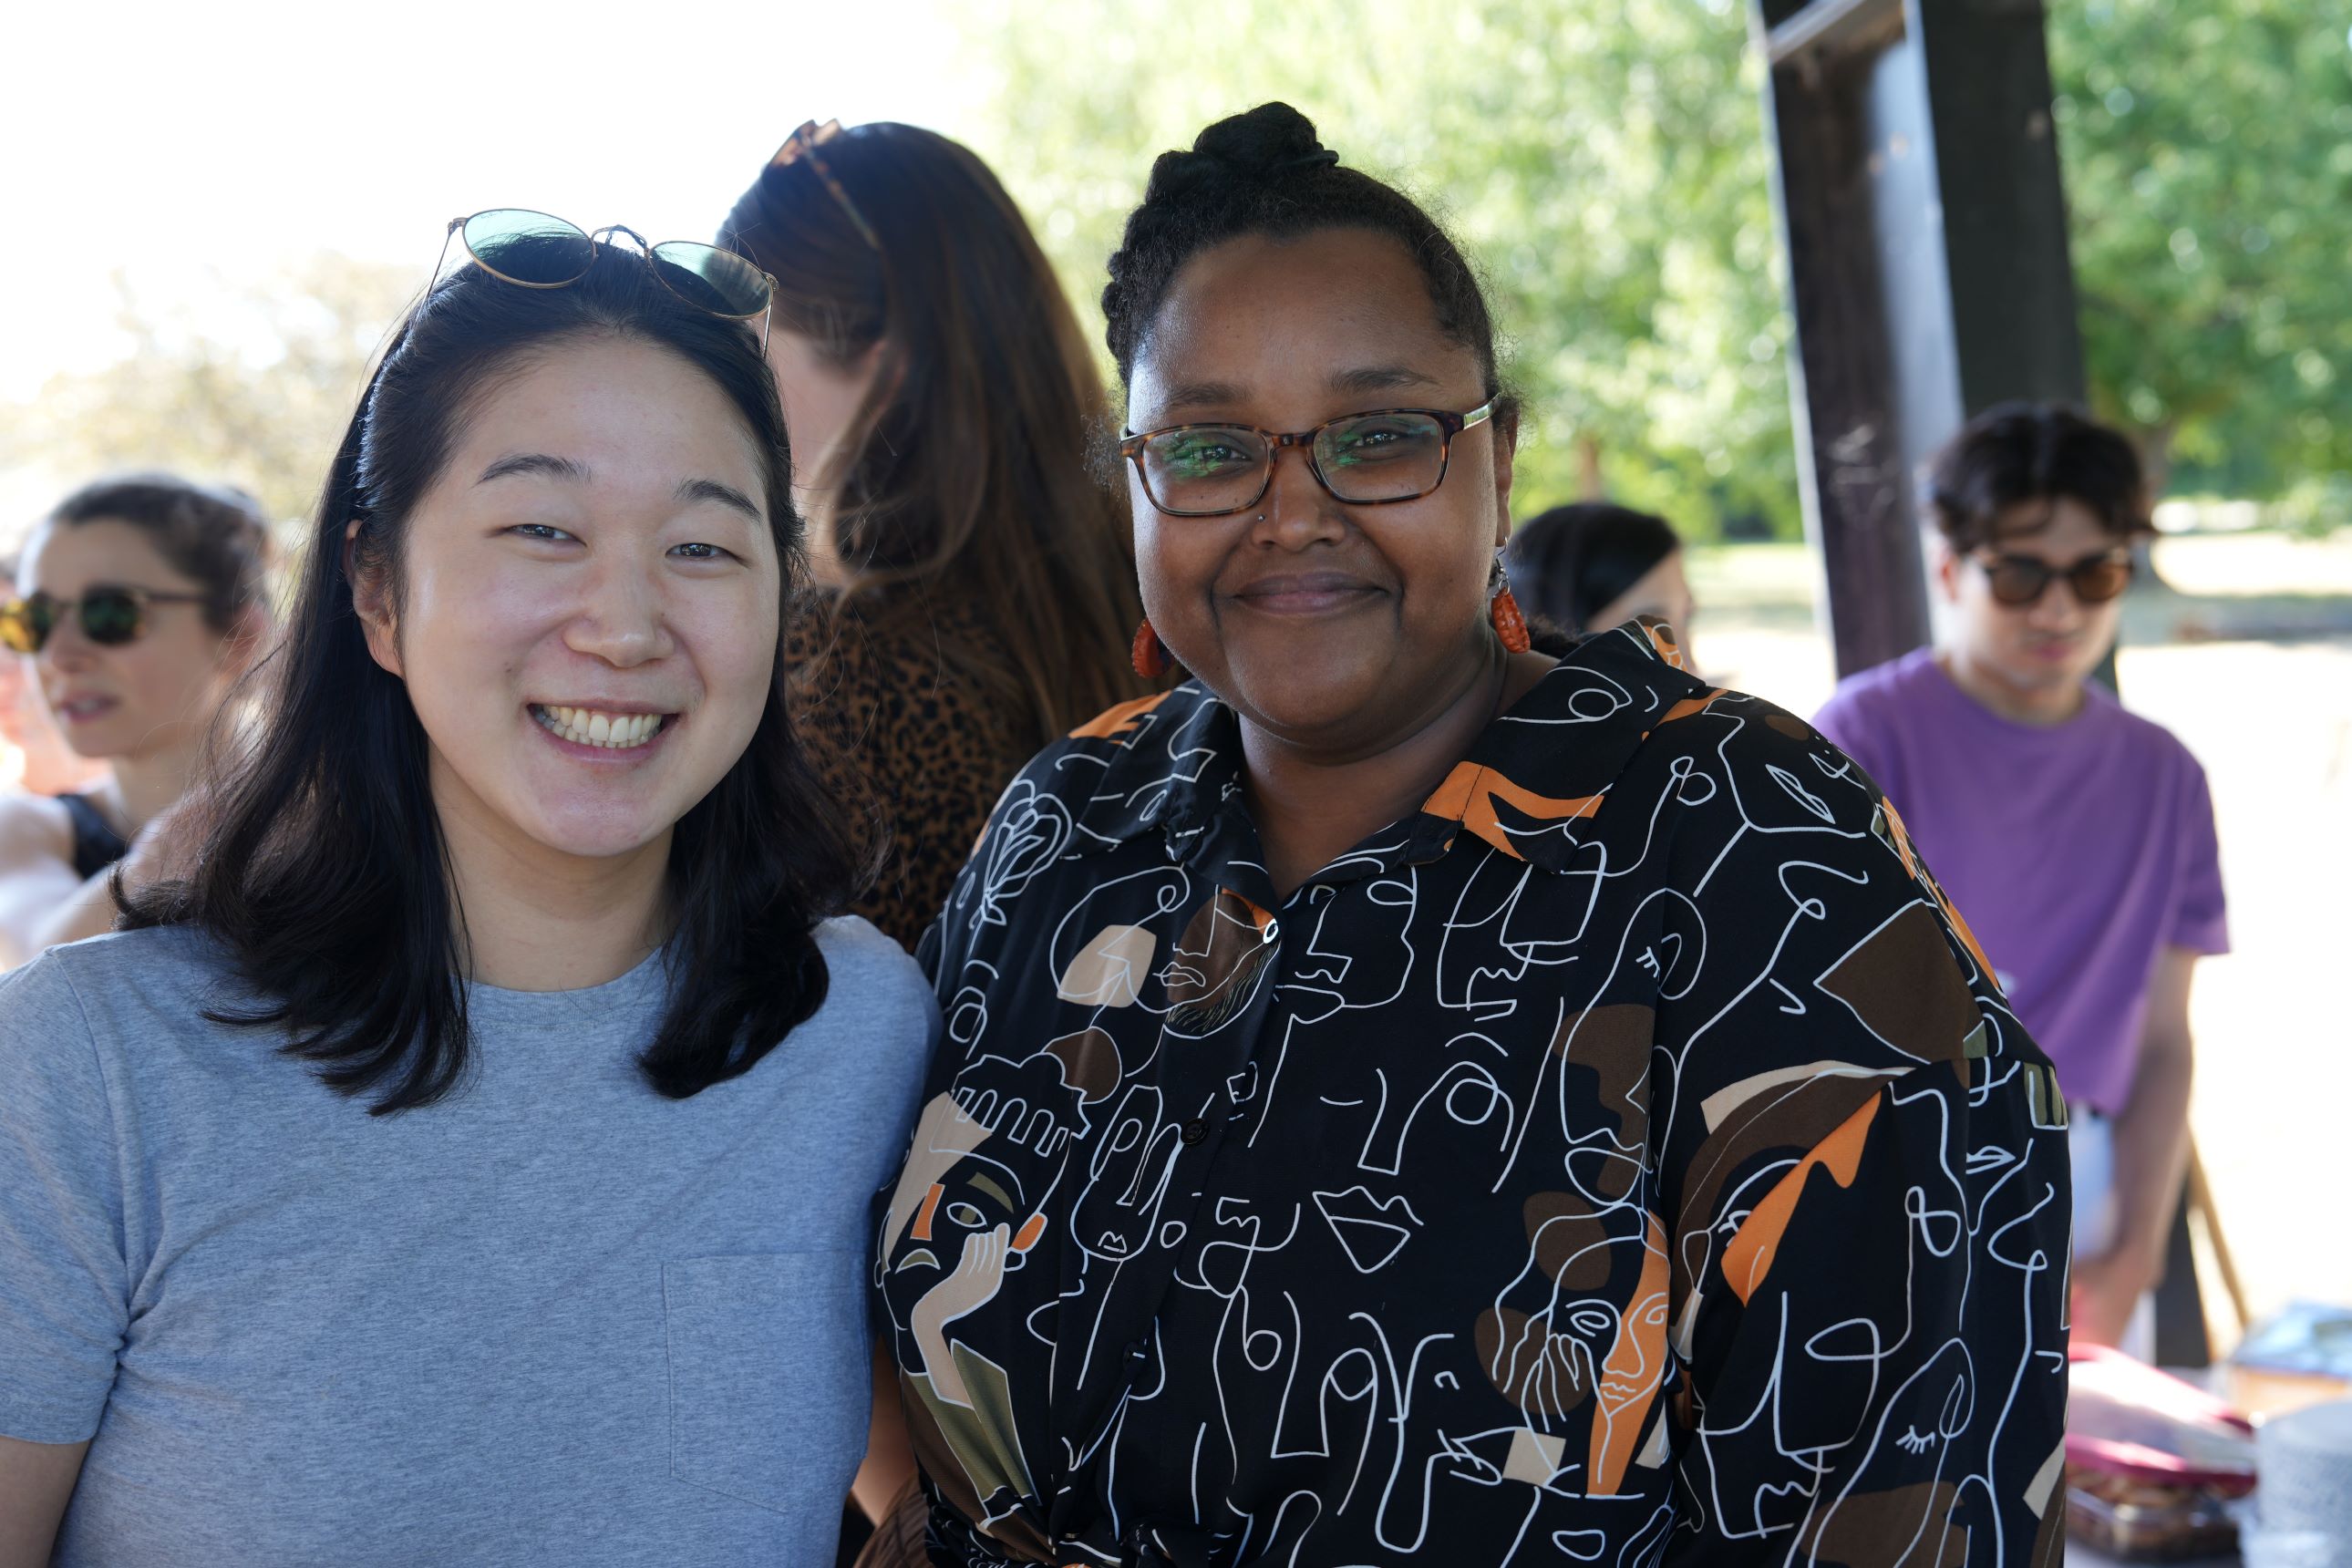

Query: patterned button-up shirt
<box><xmin>876</xmin><ymin>621</ymin><xmax>2071</xmax><ymax>1567</ymax></box>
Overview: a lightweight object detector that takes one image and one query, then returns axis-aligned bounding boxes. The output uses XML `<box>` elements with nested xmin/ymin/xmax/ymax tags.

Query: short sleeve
<box><xmin>0</xmin><ymin>955</ymin><xmax>129</xmax><ymax>1443</ymax></box>
<box><xmin>2168</xmin><ymin>756</ymin><xmax>2229</xmax><ymax>955</ymax></box>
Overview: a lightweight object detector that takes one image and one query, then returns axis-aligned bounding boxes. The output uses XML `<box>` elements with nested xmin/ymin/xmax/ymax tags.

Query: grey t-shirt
<box><xmin>0</xmin><ymin>919</ymin><xmax>935</xmax><ymax>1565</ymax></box>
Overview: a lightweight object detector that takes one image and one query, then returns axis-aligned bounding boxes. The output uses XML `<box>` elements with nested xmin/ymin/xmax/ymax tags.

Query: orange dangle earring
<box><xmin>1490</xmin><ymin>551</ymin><xmax>1532</xmax><ymax>654</ymax></box>
<box><xmin>1131</xmin><ymin>619</ymin><xmax>1174</xmax><ymax>679</ymax></box>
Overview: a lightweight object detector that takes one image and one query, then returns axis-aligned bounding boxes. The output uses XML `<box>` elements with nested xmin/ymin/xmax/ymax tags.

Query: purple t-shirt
<box><xmin>1813</xmin><ymin>647</ymin><xmax>2227</xmax><ymax>1114</ymax></box>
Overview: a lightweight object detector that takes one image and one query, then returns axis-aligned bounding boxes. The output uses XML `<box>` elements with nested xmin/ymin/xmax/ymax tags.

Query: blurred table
<box><xmin>2067</xmin><ymin>1361</ymin><xmax>2247</xmax><ymax>1567</ymax></box>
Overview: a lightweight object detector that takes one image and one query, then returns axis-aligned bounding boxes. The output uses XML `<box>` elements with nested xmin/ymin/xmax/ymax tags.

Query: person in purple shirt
<box><xmin>1814</xmin><ymin>402</ymin><xmax>2227</xmax><ymax>1352</ymax></box>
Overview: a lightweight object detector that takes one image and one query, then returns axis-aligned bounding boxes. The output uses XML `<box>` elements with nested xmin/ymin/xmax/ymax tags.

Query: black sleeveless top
<box><xmin>56</xmin><ymin>792</ymin><xmax>130</xmax><ymax>880</ymax></box>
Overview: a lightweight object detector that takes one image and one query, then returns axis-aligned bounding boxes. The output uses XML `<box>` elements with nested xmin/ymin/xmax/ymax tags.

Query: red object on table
<box><xmin>2068</xmin><ymin>1344</ymin><xmax>2259</xmax><ymax>1495</ymax></box>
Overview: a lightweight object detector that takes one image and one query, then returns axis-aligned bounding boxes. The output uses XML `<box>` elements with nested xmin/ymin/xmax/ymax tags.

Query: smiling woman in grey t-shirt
<box><xmin>0</xmin><ymin>219</ymin><xmax>936</xmax><ymax>1566</ymax></box>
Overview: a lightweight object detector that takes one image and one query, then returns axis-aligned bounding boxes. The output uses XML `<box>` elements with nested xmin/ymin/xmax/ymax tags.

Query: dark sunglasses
<box><xmin>1971</xmin><ymin>550</ymin><xmax>2136</xmax><ymax>607</ymax></box>
<box><xmin>0</xmin><ymin>585</ymin><xmax>209</xmax><ymax>655</ymax></box>
<box><xmin>432</xmin><ymin>210</ymin><xmax>778</xmax><ymax>349</ymax></box>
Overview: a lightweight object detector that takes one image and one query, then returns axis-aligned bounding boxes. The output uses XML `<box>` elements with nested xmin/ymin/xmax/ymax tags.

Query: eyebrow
<box><xmin>477</xmin><ymin>455</ymin><xmax>761</xmax><ymax>522</ymax></box>
<box><xmin>1149</xmin><ymin>365</ymin><xmax>1449</xmax><ymax>422</ymax></box>
<box><xmin>1326</xmin><ymin>364</ymin><xmax>1444</xmax><ymax>397</ymax></box>
<box><xmin>676</xmin><ymin>478</ymin><xmax>763</xmax><ymax>522</ymax></box>
<box><xmin>478</xmin><ymin>452</ymin><xmax>589</xmax><ymax>486</ymax></box>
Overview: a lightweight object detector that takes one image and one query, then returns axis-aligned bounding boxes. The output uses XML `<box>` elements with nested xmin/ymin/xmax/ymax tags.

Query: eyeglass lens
<box><xmin>459</xmin><ymin>211</ymin><xmax>769</xmax><ymax>324</ymax></box>
<box><xmin>1138</xmin><ymin>412</ymin><xmax>1450</xmax><ymax>515</ymax></box>
<box><xmin>647</xmin><ymin>243</ymin><xmax>770</xmax><ymax>319</ymax></box>
<box><xmin>1985</xmin><ymin>554</ymin><xmax>2133</xmax><ymax>606</ymax></box>
<box><xmin>461</xmin><ymin>210</ymin><xmax>597</xmax><ymax>287</ymax></box>
<box><xmin>0</xmin><ymin>588</ymin><xmax>148</xmax><ymax>655</ymax></box>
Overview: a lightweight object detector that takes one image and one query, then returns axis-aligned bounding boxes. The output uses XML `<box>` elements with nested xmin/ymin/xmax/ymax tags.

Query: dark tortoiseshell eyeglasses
<box><xmin>1119</xmin><ymin>402</ymin><xmax>1495</xmax><ymax>518</ymax></box>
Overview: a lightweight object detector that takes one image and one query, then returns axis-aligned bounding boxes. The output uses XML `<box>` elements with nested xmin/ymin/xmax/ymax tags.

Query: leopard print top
<box><xmin>787</xmin><ymin>586</ymin><xmax>1035</xmax><ymax>954</ymax></box>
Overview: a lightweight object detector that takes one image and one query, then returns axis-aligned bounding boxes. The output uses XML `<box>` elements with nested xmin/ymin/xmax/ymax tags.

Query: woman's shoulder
<box><xmin>1625</xmin><ymin>681</ymin><xmax>1887</xmax><ymax>834</ymax></box>
<box><xmin>0</xmin><ymin>790</ymin><xmax>75</xmax><ymax>871</ymax></box>
<box><xmin>811</xmin><ymin>915</ymin><xmax>938</xmax><ymax>1038</ymax></box>
<box><xmin>12</xmin><ymin>923</ymin><xmax>224</xmax><ymax>998</ymax></box>
<box><xmin>0</xmin><ymin>925</ymin><xmax>226</xmax><ymax>1056</ymax></box>
<box><xmin>789</xmin><ymin>585</ymin><xmax>1026</xmax><ymax>759</ymax></box>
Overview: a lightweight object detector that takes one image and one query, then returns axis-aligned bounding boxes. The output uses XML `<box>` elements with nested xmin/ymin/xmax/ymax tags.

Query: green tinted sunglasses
<box><xmin>432</xmin><ymin>209</ymin><xmax>778</xmax><ymax>348</ymax></box>
<box><xmin>0</xmin><ymin>584</ymin><xmax>209</xmax><ymax>655</ymax></box>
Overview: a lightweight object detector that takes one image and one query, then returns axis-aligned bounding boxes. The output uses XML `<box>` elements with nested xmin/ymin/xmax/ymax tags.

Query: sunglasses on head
<box><xmin>769</xmin><ymin>119</ymin><xmax>881</xmax><ymax>252</ymax></box>
<box><xmin>431</xmin><ymin>210</ymin><xmax>779</xmax><ymax>349</ymax></box>
<box><xmin>1971</xmin><ymin>549</ymin><xmax>2136</xmax><ymax>607</ymax></box>
<box><xmin>0</xmin><ymin>585</ymin><xmax>209</xmax><ymax>655</ymax></box>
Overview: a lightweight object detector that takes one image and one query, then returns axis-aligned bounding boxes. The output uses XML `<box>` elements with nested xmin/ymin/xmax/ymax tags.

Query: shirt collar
<box><xmin>1064</xmin><ymin>617</ymin><xmax>1717</xmax><ymax>875</ymax></box>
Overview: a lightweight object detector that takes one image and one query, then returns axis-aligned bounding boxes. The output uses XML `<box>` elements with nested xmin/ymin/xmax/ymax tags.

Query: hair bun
<box><xmin>1191</xmin><ymin>102</ymin><xmax>1336</xmax><ymax>179</ymax></box>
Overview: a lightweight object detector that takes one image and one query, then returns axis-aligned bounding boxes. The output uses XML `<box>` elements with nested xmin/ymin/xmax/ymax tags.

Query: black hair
<box><xmin>1102</xmin><ymin>103</ymin><xmax>1509</xmax><ymax>412</ymax></box>
<box><xmin>43</xmin><ymin>472</ymin><xmax>272</xmax><ymax>631</ymax></box>
<box><xmin>124</xmin><ymin>243</ymin><xmax>861</xmax><ymax>1113</ymax></box>
<box><xmin>1925</xmin><ymin>401</ymin><xmax>2153</xmax><ymax>552</ymax></box>
<box><xmin>1504</xmin><ymin>502</ymin><xmax>1682</xmax><ymax>634</ymax></box>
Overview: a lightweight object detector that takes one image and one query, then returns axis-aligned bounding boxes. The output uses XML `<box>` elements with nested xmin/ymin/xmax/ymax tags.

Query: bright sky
<box><xmin>0</xmin><ymin>0</ymin><xmax>980</xmax><ymax>401</ymax></box>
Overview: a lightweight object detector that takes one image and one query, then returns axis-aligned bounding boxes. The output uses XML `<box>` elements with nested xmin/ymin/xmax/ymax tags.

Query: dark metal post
<box><xmin>1754</xmin><ymin>0</ymin><xmax>2085</xmax><ymax>679</ymax></box>
<box><xmin>1754</xmin><ymin>0</ymin><xmax>2208</xmax><ymax>1359</ymax></box>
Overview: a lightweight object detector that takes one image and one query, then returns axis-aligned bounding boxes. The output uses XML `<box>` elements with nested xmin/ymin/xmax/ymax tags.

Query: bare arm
<box><xmin>850</xmin><ymin>1339</ymin><xmax>918</xmax><ymax>1526</ymax></box>
<box><xmin>2073</xmin><ymin>947</ymin><xmax>2198</xmax><ymax>1344</ymax></box>
<box><xmin>24</xmin><ymin>868</ymin><xmax>120</xmax><ymax>955</ymax></box>
<box><xmin>27</xmin><ymin>799</ymin><xmax>194</xmax><ymax>956</ymax></box>
<box><xmin>0</xmin><ymin>1436</ymin><xmax>87</xmax><ymax>1567</ymax></box>
<box><xmin>0</xmin><ymin>799</ymin><xmax>83</xmax><ymax>970</ymax></box>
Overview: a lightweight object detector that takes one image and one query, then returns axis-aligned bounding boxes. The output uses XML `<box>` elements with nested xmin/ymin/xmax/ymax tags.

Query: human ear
<box><xmin>1929</xmin><ymin>535</ymin><xmax>1964</xmax><ymax>605</ymax></box>
<box><xmin>343</xmin><ymin>520</ymin><xmax>404</xmax><ymax>679</ymax></box>
<box><xmin>1488</xmin><ymin>408</ymin><xmax>1520</xmax><ymax>546</ymax></box>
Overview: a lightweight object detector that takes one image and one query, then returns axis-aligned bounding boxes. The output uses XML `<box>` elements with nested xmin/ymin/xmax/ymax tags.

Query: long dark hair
<box><xmin>721</xmin><ymin>121</ymin><xmax>1149</xmax><ymax>745</ymax></box>
<box><xmin>124</xmin><ymin>243</ymin><xmax>861</xmax><ymax>1114</ymax></box>
<box><xmin>1504</xmin><ymin>502</ymin><xmax>1682</xmax><ymax>634</ymax></box>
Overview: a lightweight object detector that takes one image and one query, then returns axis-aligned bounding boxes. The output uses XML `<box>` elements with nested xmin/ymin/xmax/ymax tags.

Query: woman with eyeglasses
<box><xmin>0</xmin><ymin>219</ymin><xmax>934</xmax><ymax>1566</ymax></box>
<box><xmin>717</xmin><ymin>120</ymin><xmax>1153</xmax><ymax>957</ymax></box>
<box><xmin>0</xmin><ymin>475</ymin><xmax>269</xmax><ymax>968</ymax></box>
<box><xmin>866</xmin><ymin>104</ymin><xmax>2072</xmax><ymax>1566</ymax></box>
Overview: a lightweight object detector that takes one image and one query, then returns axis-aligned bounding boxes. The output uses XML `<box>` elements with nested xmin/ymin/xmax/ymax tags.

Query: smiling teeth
<box><xmin>533</xmin><ymin>706</ymin><xmax>665</xmax><ymax>749</ymax></box>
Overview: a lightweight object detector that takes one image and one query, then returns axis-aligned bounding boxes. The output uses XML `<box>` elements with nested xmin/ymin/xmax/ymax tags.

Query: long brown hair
<box><xmin>722</xmin><ymin>121</ymin><xmax>1149</xmax><ymax>746</ymax></box>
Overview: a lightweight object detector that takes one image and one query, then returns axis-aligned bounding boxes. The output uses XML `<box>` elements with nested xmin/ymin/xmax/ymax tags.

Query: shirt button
<box><xmin>1263</xmin><ymin>919</ymin><xmax>1281</xmax><ymax>942</ymax></box>
<box><xmin>1181</xmin><ymin>1118</ymin><xmax>1209</xmax><ymax>1146</ymax></box>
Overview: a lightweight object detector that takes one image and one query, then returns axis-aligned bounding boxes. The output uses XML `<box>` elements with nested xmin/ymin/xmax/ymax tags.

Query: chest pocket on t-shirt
<box><xmin>663</xmin><ymin>1251</ymin><xmax>868</xmax><ymax>1513</ymax></box>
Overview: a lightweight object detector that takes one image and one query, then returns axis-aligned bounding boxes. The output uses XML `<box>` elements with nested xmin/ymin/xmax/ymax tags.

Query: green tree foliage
<box><xmin>954</xmin><ymin>0</ymin><xmax>1800</xmax><ymax>538</ymax></box>
<box><xmin>1</xmin><ymin>258</ymin><xmax>413</xmax><ymax>531</ymax></box>
<box><xmin>2047</xmin><ymin>0</ymin><xmax>2350</xmax><ymax>510</ymax></box>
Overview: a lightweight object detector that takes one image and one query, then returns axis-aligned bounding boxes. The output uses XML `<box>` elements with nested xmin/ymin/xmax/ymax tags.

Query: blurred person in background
<box><xmin>719</xmin><ymin>119</ymin><xmax>1152</xmax><ymax>956</ymax></box>
<box><xmin>0</xmin><ymin>560</ymin><xmax>106</xmax><ymax>796</ymax></box>
<box><xmin>0</xmin><ymin>476</ymin><xmax>270</xmax><ymax>967</ymax></box>
<box><xmin>1813</xmin><ymin>402</ymin><xmax>2227</xmax><ymax>1352</ymax></box>
<box><xmin>0</xmin><ymin>221</ymin><xmax>934</xmax><ymax>1566</ymax></box>
<box><xmin>865</xmin><ymin>102</ymin><xmax>2070</xmax><ymax>1566</ymax></box>
<box><xmin>1503</xmin><ymin>499</ymin><xmax>1694</xmax><ymax>646</ymax></box>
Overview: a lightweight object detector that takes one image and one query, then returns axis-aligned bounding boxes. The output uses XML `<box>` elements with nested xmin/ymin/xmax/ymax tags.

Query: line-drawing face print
<box><xmin>875</xmin><ymin>621</ymin><xmax>2071</xmax><ymax>1565</ymax></box>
